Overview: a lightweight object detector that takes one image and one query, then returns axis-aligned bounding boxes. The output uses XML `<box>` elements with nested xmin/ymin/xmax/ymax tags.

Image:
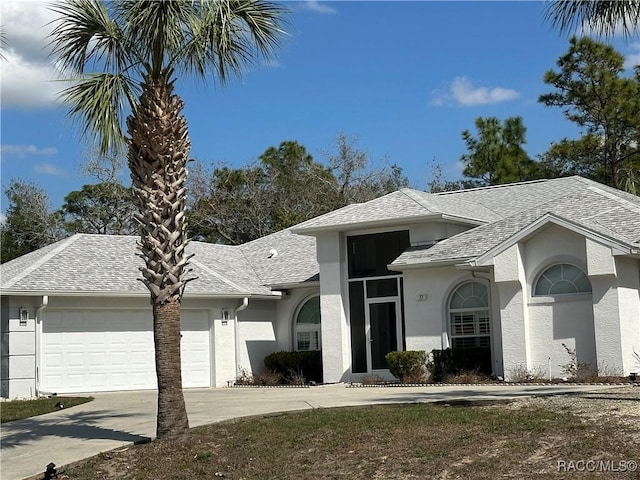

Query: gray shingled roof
<box><xmin>393</xmin><ymin>177</ymin><xmax>640</xmax><ymax>268</ymax></box>
<box><xmin>240</xmin><ymin>229</ymin><xmax>319</xmax><ymax>287</ymax></box>
<box><xmin>1</xmin><ymin>234</ymin><xmax>275</xmax><ymax>297</ymax></box>
<box><xmin>291</xmin><ymin>189</ymin><xmax>500</xmax><ymax>234</ymax></box>
<box><xmin>2</xmin><ymin>177</ymin><xmax>637</xmax><ymax>293</ymax></box>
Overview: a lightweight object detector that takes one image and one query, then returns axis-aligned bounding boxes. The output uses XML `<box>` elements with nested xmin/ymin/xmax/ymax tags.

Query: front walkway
<box><xmin>1</xmin><ymin>383</ymin><xmax>621</xmax><ymax>480</ymax></box>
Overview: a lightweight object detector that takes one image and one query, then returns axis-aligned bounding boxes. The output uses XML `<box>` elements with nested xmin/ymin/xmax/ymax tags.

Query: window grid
<box><xmin>449</xmin><ymin>282</ymin><xmax>490</xmax><ymax>349</ymax></box>
<box><xmin>534</xmin><ymin>264</ymin><xmax>592</xmax><ymax>296</ymax></box>
<box><xmin>297</xmin><ymin>330</ymin><xmax>319</xmax><ymax>351</ymax></box>
<box><xmin>295</xmin><ymin>296</ymin><xmax>321</xmax><ymax>351</ymax></box>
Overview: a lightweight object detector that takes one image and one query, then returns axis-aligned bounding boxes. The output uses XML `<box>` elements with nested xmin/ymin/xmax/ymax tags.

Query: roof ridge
<box><xmin>584</xmin><ymin>183</ymin><xmax>640</xmax><ymax>213</ymax></box>
<box><xmin>238</xmin><ymin>239</ymin><xmax>269</xmax><ymax>286</ymax></box>
<box><xmin>434</xmin><ymin>178</ymin><xmax>551</xmax><ymax>196</ymax></box>
<box><xmin>399</xmin><ymin>188</ymin><xmax>439</xmax><ymax>213</ymax></box>
<box><xmin>401</xmin><ymin>187</ymin><xmax>502</xmax><ymax>223</ymax></box>
<box><xmin>2</xmin><ymin>234</ymin><xmax>82</xmax><ymax>289</ymax></box>
<box><xmin>189</xmin><ymin>257</ymin><xmax>247</xmax><ymax>293</ymax></box>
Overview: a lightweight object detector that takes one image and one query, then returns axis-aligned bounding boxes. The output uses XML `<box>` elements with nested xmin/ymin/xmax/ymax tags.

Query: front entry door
<box><xmin>367</xmin><ymin>300</ymin><xmax>400</xmax><ymax>371</ymax></box>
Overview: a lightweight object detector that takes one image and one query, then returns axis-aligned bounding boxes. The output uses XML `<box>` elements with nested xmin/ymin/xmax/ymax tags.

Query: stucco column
<box><xmin>316</xmin><ymin>232</ymin><xmax>351</xmax><ymax>383</ymax></box>
<box><xmin>586</xmin><ymin>240</ymin><xmax>631</xmax><ymax>375</ymax></box>
<box><xmin>615</xmin><ymin>257</ymin><xmax>640</xmax><ymax>375</ymax></box>
<box><xmin>8</xmin><ymin>305</ymin><xmax>37</xmax><ymax>398</ymax></box>
<box><xmin>493</xmin><ymin>244</ymin><xmax>530</xmax><ymax>380</ymax></box>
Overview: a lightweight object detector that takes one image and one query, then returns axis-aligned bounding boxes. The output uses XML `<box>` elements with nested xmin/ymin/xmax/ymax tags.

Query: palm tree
<box><xmin>544</xmin><ymin>0</ymin><xmax>640</xmax><ymax>38</ymax></box>
<box><xmin>49</xmin><ymin>0</ymin><xmax>285</xmax><ymax>441</ymax></box>
<box><xmin>0</xmin><ymin>25</ymin><xmax>7</xmax><ymax>61</ymax></box>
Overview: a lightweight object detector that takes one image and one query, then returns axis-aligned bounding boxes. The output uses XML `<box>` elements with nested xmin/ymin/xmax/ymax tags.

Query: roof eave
<box><xmin>390</xmin><ymin>257</ymin><xmax>477</xmax><ymax>271</ymax></box>
<box><xmin>292</xmin><ymin>213</ymin><xmax>485</xmax><ymax>236</ymax></box>
<box><xmin>0</xmin><ymin>290</ymin><xmax>281</xmax><ymax>299</ymax></box>
<box><xmin>267</xmin><ymin>280</ymin><xmax>321</xmax><ymax>290</ymax></box>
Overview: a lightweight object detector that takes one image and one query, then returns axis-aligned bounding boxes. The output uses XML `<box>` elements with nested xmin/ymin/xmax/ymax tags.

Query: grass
<box><xmin>57</xmin><ymin>401</ymin><xmax>638</xmax><ymax>479</ymax></box>
<box><xmin>1</xmin><ymin>396</ymin><xmax>93</xmax><ymax>423</ymax></box>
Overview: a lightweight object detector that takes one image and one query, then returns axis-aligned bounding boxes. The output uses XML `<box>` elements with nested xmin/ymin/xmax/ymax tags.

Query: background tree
<box><xmin>189</xmin><ymin>136</ymin><xmax>408</xmax><ymax>244</ymax></box>
<box><xmin>78</xmin><ymin>147</ymin><xmax>128</xmax><ymax>184</ymax></box>
<box><xmin>426</xmin><ymin>160</ymin><xmax>476</xmax><ymax>193</ymax></box>
<box><xmin>324</xmin><ymin>132</ymin><xmax>408</xmax><ymax>204</ymax></box>
<box><xmin>1</xmin><ymin>179</ymin><xmax>64</xmax><ymax>262</ymax></box>
<box><xmin>260</xmin><ymin>141</ymin><xmax>337</xmax><ymax>230</ymax></box>
<box><xmin>188</xmin><ymin>141</ymin><xmax>337</xmax><ymax>244</ymax></box>
<box><xmin>61</xmin><ymin>148</ymin><xmax>138</xmax><ymax>234</ymax></box>
<box><xmin>544</xmin><ymin>0</ymin><xmax>640</xmax><ymax>38</ymax></box>
<box><xmin>539</xmin><ymin>37</ymin><xmax>640</xmax><ymax>191</ymax></box>
<box><xmin>460</xmin><ymin>116</ymin><xmax>541</xmax><ymax>186</ymax></box>
<box><xmin>60</xmin><ymin>182</ymin><xmax>137</xmax><ymax>235</ymax></box>
<box><xmin>49</xmin><ymin>0</ymin><xmax>285</xmax><ymax>441</ymax></box>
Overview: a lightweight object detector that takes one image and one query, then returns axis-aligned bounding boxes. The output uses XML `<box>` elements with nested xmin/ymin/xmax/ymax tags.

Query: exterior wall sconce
<box><xmin>19</xmin><ymin>307</ymin><xmax>28</xmax><ymax>326</ymax></box>
<box><xmin>221</xmin><ymin>309</ymin><xmax>230</xmax><ymax>326</ymax></box>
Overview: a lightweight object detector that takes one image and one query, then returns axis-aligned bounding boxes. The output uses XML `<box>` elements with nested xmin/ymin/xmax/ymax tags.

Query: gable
<box><xmin>392</xmin><ymin>181</ymin><xmax>640</xmax><ymax>270</ymax></box>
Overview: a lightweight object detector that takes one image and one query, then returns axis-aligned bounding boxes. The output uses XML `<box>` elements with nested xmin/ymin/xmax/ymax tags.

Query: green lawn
<box><xmin>1</xmin><ymin>396</ymin><xmax>93</xmax><ymax>423</ymax></box>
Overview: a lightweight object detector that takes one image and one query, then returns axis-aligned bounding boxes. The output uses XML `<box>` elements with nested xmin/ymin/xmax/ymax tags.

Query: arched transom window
<box><xmin>449</xmin><ymin>282</ymin><xmax>490</xmax><ymax>349</ymax></box>
<box><xmin>533</xmin><ymin>264</ymin><xmax>592</xmax><ymax>296</ymax></box>
<box><xmin>295</xmin><ymin>296</ymin><xmax>321</xmax><ymax>351</ymax></box>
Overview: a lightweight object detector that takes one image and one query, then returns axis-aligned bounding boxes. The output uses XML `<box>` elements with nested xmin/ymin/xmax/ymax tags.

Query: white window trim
<box><xmin>448</xmin><ymin>282</ymin><xmax>490</xmax><ymax>348</ymax></box>
<box><xmin>293</xmin><ymin>295</ymin><xmax>321</xmax><ymax>352</ymax></box>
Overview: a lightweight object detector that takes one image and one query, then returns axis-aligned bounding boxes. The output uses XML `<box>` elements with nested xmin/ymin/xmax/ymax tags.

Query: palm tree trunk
<box><xmin>127</xmin><ymin>72</ymin><xmax>193</xmax><ymax>442</ymax></box>
<box><xmin>153</xmin><ymin>299</ymin><xmax>189</xmax><ymax>440</ymax></box>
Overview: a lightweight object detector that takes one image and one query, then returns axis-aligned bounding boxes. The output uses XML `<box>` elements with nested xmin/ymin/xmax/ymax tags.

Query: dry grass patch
<box><xmin>56</xmin><ymin>387</ymin><xmax>640</xmax><ymax>480</ymax></box>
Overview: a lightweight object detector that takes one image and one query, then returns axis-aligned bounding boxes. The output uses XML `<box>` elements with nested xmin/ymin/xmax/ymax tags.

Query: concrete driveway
<box><xmin>0</xmin><ymin>383</ymin><xmax>620</xmax><ymax>480</ymax></box>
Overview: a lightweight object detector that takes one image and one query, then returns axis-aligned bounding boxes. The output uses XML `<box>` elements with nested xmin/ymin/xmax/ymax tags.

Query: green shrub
<box><xmin>432</xmin><ymin>347</ymin><xmax>491</xmax><ymax>382</ymax></box>
<box><xmin>385</xmin><ymin>350</ymin><xmax>428</xmax><ymax>382</ymax></box>
<box><xmin>264</xmin><ymin>350</ymin><xmax>323</xmax><ymax>384</ymax></box>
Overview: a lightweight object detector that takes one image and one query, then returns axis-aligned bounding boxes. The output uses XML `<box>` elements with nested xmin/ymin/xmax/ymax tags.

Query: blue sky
<box><xmin>1</xmin><ymin>1</ymin><xmax>639</xmax><ymax>214</ymax></box>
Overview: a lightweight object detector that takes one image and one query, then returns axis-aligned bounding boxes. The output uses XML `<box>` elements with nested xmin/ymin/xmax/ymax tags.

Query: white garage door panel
<box><xmin>180</xmin><ymin>311</ymin><xmax>211</xmax><ymax>388</ymax></box>
<box><xmin>41</xmin><ymin>309</ymin><xmax>211</xmax><ymax>393</ymax></box>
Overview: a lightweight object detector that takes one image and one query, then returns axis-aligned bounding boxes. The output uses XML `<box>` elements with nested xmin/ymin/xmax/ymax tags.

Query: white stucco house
<box><xmin>2</xmin><ymin>176</ymin><xmax>639</xmax><ymax>398</ymax></box>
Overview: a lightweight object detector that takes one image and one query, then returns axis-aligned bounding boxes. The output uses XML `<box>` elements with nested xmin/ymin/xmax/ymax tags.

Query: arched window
<box><xmin>449</xmin><ymin>282</ymin><xmax>490</xmax><ymax>348</ymax></box>
<box><xmin>533</xmin><ymin>264</ymin><xmax>591</xmax><ymax>296</ymax></box>
<box><xmin>294</xmin><ymin>296</ymin><xmax>321</xmax><ymax>351</ymax></box>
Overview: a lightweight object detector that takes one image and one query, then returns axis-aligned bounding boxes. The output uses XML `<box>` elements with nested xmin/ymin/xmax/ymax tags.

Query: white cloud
<box><xmin>1</xmin><ymin>144</ymin><xmax>58</xmax><ymax>158</ymax></box>
<box><xmin>431</xmin><ymin>77</ymin><xmax>519</xmax><ymax>107</ymax></box>
<box><xmin>34</xmin><ymin>163</ymin><xmax>66</xmax><ymax>176</ymax></box>
<box><xmin>623</xmin><ymin>43</ymin><xmax>640</xmax><ymax>70</ymax></box>
<box><xmin>0</xmin><ymin>0</ymin><xmax>64</xmax><ymax>109</ymax></box>
<box><xmin>0</xmin><ymin>212</ymin><xmax>6</xmax><ymax>225</ymax></box>
<box><xmin>303</xmin><ymin>1</ymin><xmax>337</xmax><ymax>14</ymax></box>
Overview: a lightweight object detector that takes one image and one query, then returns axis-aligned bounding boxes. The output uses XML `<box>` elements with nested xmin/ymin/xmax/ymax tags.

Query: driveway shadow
<box><xmin>1</xmin><ymin>410</ymin><xmax>150</xmax><ymax>448</ymax></box>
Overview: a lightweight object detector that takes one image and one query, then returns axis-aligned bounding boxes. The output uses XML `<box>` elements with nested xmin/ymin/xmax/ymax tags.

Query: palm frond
<box><xmin>59</xmin><ymin>73</ymin><xmax>139</xmax><ymax>154</ymax></box>
<box><xmin>120</xmin><ymin>0</ymin><xmax>199</xmax><ymax>77</ymax></box>
<box><xmin>544</xmin><ymin>0</ymin><xmax>640</xmax><ymax>38</ymax></box>
<box><xmin>0</xmin><ymin>25</ymin><xmax>7</xmax><ymax>61</ymax></box>
<box><xmin>48</xmin><ymin>0</ymin><xmax>132</xmax><ymax>75</ymax></box>
<box><xmin>184</xmin><ymin>0</ymin><xmax>287</xmax><ymax>84</ymax></box>
<box><xmin>49</xmin><ymin>0</ymin><xmax>287</xmax><ymax>152</ymax></box>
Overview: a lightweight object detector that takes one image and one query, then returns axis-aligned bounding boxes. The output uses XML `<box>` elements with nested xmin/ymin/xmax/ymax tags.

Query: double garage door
<box><xmin>40</xmin><ymin>309</ymin><xmax>211</xmax><ymax>393</ymax></box>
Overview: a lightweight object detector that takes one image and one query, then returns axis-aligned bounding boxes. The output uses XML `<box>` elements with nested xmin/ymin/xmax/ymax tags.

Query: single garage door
<box><xmin>41</xmin><ymin>309</ymin><xmax>211</xmax><ymax>393</ymax></box>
